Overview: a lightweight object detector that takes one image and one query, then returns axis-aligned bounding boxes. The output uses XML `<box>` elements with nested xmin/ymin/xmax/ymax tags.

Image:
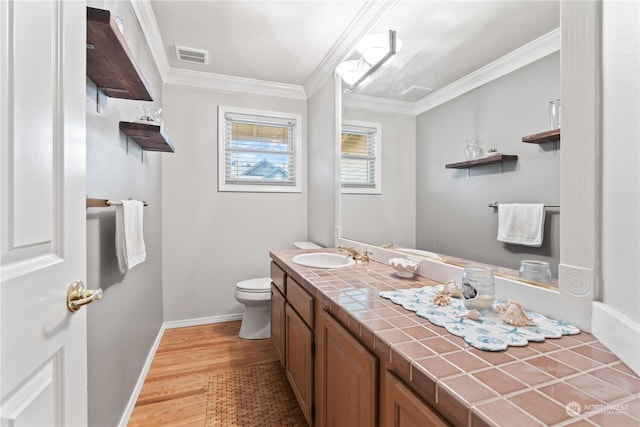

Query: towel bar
<box><xmin>488</xmin><ymin>202</ymin><xmax>559</xmax><ymax>209</ymax></box>
<box><xmin>86</xmin><ymin>198</ymin><xmax>148</xmax><ymax>208</ymax></box>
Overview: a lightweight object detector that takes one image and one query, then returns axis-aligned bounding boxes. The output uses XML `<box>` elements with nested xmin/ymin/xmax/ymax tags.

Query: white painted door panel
<box><xmin>1</xmin><ymin>1</ymin><xmax>88</xmax><ymax>426</ymax></box>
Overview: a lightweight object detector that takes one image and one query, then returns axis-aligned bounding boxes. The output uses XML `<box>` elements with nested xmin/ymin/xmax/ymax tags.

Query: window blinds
<box><xmin>224</xmin><ymin>112</ymin><xmax>296</xmax><ymax>186</ymax></box>
<box><xmin>341</xmin><ymin>124</ymin><xmax>378</xmax><ymax>188</ymax></box>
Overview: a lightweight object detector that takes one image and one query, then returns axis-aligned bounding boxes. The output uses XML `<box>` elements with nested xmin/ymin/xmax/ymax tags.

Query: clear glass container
<box><xmin>461</xmin><ymin>265</ymin><xmax>495</xmax><ymax>312</ymax></box>
<box><xmin>138</xmin><ymin>105</ymin><xmax>162</xmax><ymax>125</ymax></box>
<box><xmin>464</xmin><ymin>138</ymin><xmax>483</xmax><ymax>160</ymax></box>
<box><xmin>519</xmin><ymin>260</ymin><xmax>552</xmax><ymax>285</ymax></box>
<box><xmin>549</xmin><ymin>99</ymin><xmax>561</xmax><ymax>129</ymax></box>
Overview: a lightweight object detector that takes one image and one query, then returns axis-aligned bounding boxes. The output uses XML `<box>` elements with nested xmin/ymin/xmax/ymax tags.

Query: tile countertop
<box><xmin>270</xmin><ymin>249</ymin><xmax>640</xmax><ymax>427</ymax></box>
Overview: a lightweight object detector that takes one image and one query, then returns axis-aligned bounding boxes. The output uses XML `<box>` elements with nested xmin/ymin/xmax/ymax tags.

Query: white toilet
<box><xmin>235</xmin><ymin>277</ymin><xmax>272</xmax><ymax>339</ymax></box>
<box><xmin>235</xmin><ymin>241</ymin><xmax>321</xmax><ymax>339</ymax></box>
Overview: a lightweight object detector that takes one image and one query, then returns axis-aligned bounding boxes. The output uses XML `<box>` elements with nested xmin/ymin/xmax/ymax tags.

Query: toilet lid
<box><xmin>236</xmin><ymin>277</ymin><xmax>271</xmax><ymax>292</ymax></box>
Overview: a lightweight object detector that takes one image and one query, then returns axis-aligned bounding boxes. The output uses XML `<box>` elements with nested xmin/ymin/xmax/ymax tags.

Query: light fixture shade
<box><xmin>356</xmin><ymin>33</ymin><xmax>403</xmax><ymax>65</ymax></box>
<box><xmin>336</xmin><ymin>59</ymin><xmax>371</xmax><ymax>85</ymax></box>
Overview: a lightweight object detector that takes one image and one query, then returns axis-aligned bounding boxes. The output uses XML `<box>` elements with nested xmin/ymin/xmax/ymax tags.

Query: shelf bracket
<box><xmin>96</xmin><ymin>87</ymin><xmax>101</xmax><ymax>114</ymax></box>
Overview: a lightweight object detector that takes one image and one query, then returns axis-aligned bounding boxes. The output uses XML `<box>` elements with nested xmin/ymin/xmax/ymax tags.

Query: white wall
<box><xmin>594</xmin><ymin>0</ymin><xmax>640</xmax><ymax>375</ymax></box>
<box><xmin>161</xmin><ymin>85</ymin><xmax>308</xmax><ymax>322</ymax></box>
<box><xmin>85</xmin><ymin>1</ymin><xmax>164</xmax><ymax>425</ymax></box>
<box><xmin>416</xmin><ymin>53</ymin><xmax>560</xmax><ymax>275</ymax></box>
<box><xmin>341</xmin><ymin>106</ymin><xmax>416</xmax><ymax>248</ymax></box>
<box><xmin>307</xmin><ymin>77</ymin><xmax>337</xmax><ymax>247</ymax></box>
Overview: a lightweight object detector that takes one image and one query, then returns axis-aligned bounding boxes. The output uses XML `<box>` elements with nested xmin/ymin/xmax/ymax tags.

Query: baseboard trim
<box><xmin>117</xmin><ymin>313</ymin><xmax>244</xmax><ymax>426</ymax></box>
<box><xmin>592</xmin><ymin>302</ymin><xmax>640</xmax><ymax>376</ymax></box>
<box><xmin>164</xmin><ymin>313</ymin><xmax>244</xmax><ymax>329</ymax></box>
<box><xmin>117</xmin><ymin>323</ymin><xmax>166</xmax><ymax>427</ymax></box>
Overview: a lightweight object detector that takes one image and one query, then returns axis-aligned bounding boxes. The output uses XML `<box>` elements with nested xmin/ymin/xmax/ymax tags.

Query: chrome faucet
<box><xmin>338</xmin><ymin>246</ymin><xmax>370</xmax><ymax>262</ymax></box>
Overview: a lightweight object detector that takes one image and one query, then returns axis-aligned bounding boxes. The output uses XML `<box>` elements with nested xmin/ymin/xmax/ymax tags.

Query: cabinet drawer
<box><xmin>287</xmin><ymin>277</ymin><xmax>314</xmax><ymax>327</ymax></box>
<box><xmin>270</xmin><ymin>261</ymin><xmax>286</xmax><ymax>294</ymax></box>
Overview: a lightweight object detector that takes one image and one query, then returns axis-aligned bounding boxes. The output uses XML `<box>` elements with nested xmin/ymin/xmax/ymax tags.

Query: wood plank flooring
<box><xmin>128</xmin><ymin>321</ymin><xmax>280</xmax><ymax>426</ymax></box>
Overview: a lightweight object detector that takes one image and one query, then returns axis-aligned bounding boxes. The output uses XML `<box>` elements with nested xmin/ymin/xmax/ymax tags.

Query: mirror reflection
<box><xmin>338</xmin><ymin>1</ymin><xmax>561</xmax><ymax>282</ymax></box>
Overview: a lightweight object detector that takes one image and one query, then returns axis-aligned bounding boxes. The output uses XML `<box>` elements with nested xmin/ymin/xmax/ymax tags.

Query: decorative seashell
<box><xmin>432</xmin><ymin>289</ymin><xmax>451</xmax><ymax>306</ymax></box>
<box><xmin>389</xmin><ymin>258</ymin><xmax>419</xmax><ymax>278</ymax></box>
<box><xmin>443</xmin><ymin>280</ymin><xmax>462</xmax><ymax>298</ymax></box>
<box><xmin>496</xmin><ymin>300</ymin><xmax>536</xmax><ymax>326</ymax></box>
<box><xmin>457</xmin><ymin>309</ymin><xmax>482</xmax><ymax>321</ymax></box>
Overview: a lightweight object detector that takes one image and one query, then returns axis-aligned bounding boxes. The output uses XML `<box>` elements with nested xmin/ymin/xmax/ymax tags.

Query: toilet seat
<box><xmin>236</xmin><ymin>277</ymin><xmax>271</xmax><ymax>293</ymax></box>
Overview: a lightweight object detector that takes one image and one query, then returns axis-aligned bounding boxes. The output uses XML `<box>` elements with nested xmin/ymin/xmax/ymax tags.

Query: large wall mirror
<box><xmin>336</xmin><ymin>0</ymin><xmax>602</xmax><ymax>331</ymax></box>
<box><xmin>338</xmin><ymin>1</ymin><xmax>562</xmax><ymax>285</ymax></box>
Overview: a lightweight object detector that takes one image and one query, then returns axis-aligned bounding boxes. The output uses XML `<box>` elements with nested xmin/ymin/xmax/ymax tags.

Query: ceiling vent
<box><xmin>400</xmin><ymin>85</ymin><xmax>433</xmax><ymax>100</ymax></box>
<box><xmin>175</xmin><ymin>46</ymin><xmax>209</xmax><ymax>65</ymax></box>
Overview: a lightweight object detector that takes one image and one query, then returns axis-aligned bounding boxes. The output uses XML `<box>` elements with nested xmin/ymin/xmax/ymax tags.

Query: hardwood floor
<box><xmin>128</xmin><ymin>321</ymin><xmax>280</xmax><ymax>426</ymax></box>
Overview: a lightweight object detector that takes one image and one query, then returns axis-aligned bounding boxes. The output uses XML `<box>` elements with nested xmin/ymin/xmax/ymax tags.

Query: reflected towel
<box><xmin>497</xmin><ymin>203</ymin><xmax>545</xmax><ymax>247</ymax></box>
<box><xmin>115</xmin><ymin>200</ymin><xmax>146</xmax><ymax>273</ymax></box>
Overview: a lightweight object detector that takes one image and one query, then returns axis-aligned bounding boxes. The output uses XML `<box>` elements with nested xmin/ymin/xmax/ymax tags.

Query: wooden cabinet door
<box><xmin>286</xmin><ymin>304</ymin><xmax>313</xmax><ymax>426</ymax></box>
<box><xmin>271</xmin><ymin>284</ymin><xmax>286</xmax><ymax>368</ymax></box>
<box><xmin>315</xmin><ymin>308</ymin><xmax>377</xmax><ymax>427</ymax></box>
<box><xmin>381</xmin><ymin>370</ymin><xmax>450</xmax><ymax>427</ymax></box>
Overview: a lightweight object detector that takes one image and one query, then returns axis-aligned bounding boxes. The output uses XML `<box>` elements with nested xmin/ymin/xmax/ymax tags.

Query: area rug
<box><xmin>206</xmin><ymin>361</ymin><xmax>307</xmax><ymax>426</ymax></box>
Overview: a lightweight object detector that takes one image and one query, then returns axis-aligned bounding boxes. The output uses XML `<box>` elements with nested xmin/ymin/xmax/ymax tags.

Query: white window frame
<box><xmin>218</xmin><ymin>105</ymin><xmax>302</xmax><ymax>193</ymax></box>
<box><xmin>341</xmin><ymin>119</ymin><xmax>382</xmax><ymax>194</ymax></box>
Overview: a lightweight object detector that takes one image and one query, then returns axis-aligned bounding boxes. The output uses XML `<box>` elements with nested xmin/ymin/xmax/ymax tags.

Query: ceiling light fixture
<box><xmin>336</xmin><ymin>29</ymin><xmax>400</xmax><ymax>91</ymax></box>
<box><xmin>356</xmin><ymin>31</ymin><xmax>403</xmax><ymax>65</ymax></box>
<box><xmin>335</xmin><ymin>58</ymin><xmax>371</xmax><ymax>86</ymax></box>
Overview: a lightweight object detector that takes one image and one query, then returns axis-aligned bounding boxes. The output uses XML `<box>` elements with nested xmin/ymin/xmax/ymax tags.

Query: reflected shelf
<box><xmin>445</xmin><ymin>154</ymin><xmax>518</xmax><ymax>169</ymax></box>
<box><xmin>522</xmin><ymin>129</ymin><xmax>560</xmax><ymax>144</ymax></box>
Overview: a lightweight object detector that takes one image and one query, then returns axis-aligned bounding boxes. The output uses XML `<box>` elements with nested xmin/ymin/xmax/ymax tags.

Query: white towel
<box><xmin>497</xmin><ymin>203</ymin><xmax>545</xmax><ymax>247</ymax></box>
<box><xmin>115</xmin><ymin>200</ymin><xmax>146</xmax><ymax>273</ymax></box>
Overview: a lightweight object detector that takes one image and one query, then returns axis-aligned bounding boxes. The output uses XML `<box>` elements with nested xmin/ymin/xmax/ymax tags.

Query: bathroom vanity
<box><xmin>270</xmin><ymin>249</ymin><xmax>640</xmax><ymax>427</ymax></box>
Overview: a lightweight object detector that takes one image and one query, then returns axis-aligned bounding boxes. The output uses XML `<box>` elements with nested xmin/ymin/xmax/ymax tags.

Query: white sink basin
<box><xmin>291</xmin><ymin>252</ymin><xmax>355</xmax><ymax>269</ymax></box>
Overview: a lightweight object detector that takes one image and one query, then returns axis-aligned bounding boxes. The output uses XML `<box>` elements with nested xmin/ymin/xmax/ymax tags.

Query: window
<box><xmin>218</xmin><ymin>106</ymin><xmax>302</xmax><ymax>192</ymax></box>
<box><xmin>341</xmin><ymin>120</ymin><xmax>381</xmax><ymax>194</ymax></box>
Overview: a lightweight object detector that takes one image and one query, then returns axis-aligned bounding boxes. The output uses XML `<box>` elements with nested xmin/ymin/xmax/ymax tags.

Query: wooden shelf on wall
<box><xmin>119</xmin><ymin>122</ymin><xmax>175</xmax><ymax>153</ymax></box>
<box><xmin>522</xmin><ymin>129</ymin><xmax>560</xmax><ymax>144</ymax></box>
<box><xmin>86</xmin><ymin>7</ymin><xmax>153</xmax><ymax>101</ymax></box>
<box><xmin>445</xmin><ymin>154</ymin><xmax>518</xmax><ymax>169</ymax></box>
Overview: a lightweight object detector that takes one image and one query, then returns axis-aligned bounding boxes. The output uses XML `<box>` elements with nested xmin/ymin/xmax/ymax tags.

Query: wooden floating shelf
<box><xmin>119</xmin><ymin>122</ymin><xmax>175</xmax><ymax>153</ymax></box>
<box><xmin>522</xmin><ymin>129</ymin><xmax>560</xmax><ymax>144</ymax></box>
<box><xmin>445</xmin><ymin>154</ymin><xmax>518</xmax><ymax>169</ymax></box>
<box><xmin>86</xmin><ymin>7</ymin><xmax>153</xmax><ymax>101</ymax></box>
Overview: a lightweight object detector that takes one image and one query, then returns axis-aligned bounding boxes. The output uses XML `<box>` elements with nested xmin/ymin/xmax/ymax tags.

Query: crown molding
<box><xmin>304</xmin><ymin>0</ymin><xmax>398</xmax><ymax>99</ymax></box>
<box><xmin>165</xmin><ymin>68</ymin><xmax>307</xmax><ymax>100</ymax></box>
<box><xmin>415</xmin><ymin>27</ymin><xmax>560</xmax><ymax>115</ymax></box>
<box><xmin>131</xmin><ymin>0</ymin><xmax>303</xmax><ymax>100</ymax></box>
<box><xmin>343</xmin><ymin>93</ymin><xmax>415</xmax><ymax>115</ymax></box>
<box><xmin>130</xmin><ymin>0</ymin><xmax>171</xmax><ymax>79</ymax></box>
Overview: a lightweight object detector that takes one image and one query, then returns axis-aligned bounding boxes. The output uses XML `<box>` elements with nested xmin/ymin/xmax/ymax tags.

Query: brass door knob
<box><xmin>67</xmin><ymin>280</ymin><xmax>103</xmax><ymax>312</ymax></box>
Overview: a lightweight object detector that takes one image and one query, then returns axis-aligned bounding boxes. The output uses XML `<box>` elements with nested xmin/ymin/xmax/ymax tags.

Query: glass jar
<box><xmin>138</xmin><ymin>105</ymin><xmax>162</xmax><ymax>125</ymax></box>
<box><xmin>549</xmin><ymin>99</ymin><xmax>561</xmax><ymax>129</ymax></box>
<box><xmin>461</xmin><ymin>265</ymin><xmax>495</xmax><ymax>312</ymax></box>
<box><xmin>519</xmin><ymin>260</ymin><xmax>552</xmax><ymax>285</ymax></box>
<box><xmin>464</xmin><ymin>138</ymin><xmax>483</xmax><ymax>160</ymax></box>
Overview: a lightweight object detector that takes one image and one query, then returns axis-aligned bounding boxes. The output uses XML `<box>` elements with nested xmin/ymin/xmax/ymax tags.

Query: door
<box><xmin>271</xmin><ymin>284</ymin><xmax>286</xmax><ymax>367</ymax></box>
<box><xmin>315</xmin><ymin>308</ymin><xmax>377</xmax><ymax>427</ymax></box>
<box><xmin>285</xmin><ymin>304</ymin><xmax>313</xmax><ymax>426</ymax></box>
<box><xmin>381</xmin><ymin>370</ymin><xmax>450</xmax><ymax>427</ymax></box>
<box><xmin>1</xmin><ymin>1</ymin><xmax>89</xmax><ymax>425</ymax></box>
